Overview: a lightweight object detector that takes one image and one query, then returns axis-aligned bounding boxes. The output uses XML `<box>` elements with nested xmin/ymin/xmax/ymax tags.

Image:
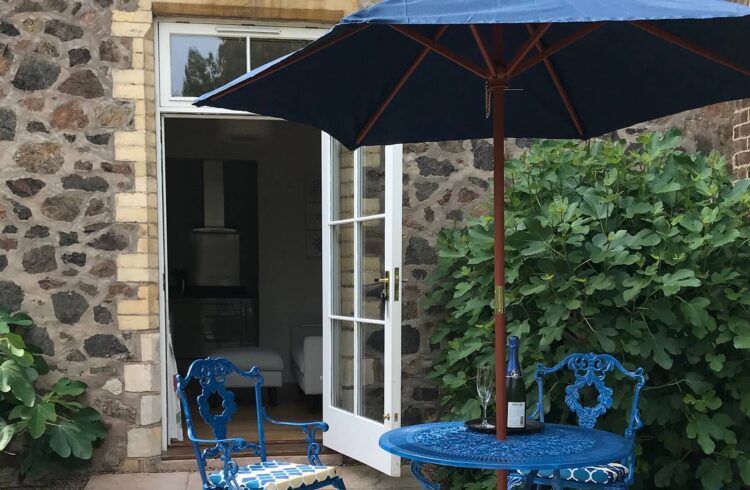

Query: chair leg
<box><xmin>267</xmin><ymin>387</ymin><xmax>278</xmax><ymax>406</ymax></box>
<box><xmin>330</xmin><ymin>477</ymin><xmax>347</xmax><ymax>489</ymax></box>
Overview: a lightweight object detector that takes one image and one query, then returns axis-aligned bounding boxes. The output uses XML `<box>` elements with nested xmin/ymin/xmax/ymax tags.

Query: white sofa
<box><xmin>290</xmin><ymin>325</ymin><xmax>323</xmax><ymax>395</ymax></box>
<box><xmin>205</xmin><ymin>344</ymin><xmax>284</xmax><ymax>389</ymax></box>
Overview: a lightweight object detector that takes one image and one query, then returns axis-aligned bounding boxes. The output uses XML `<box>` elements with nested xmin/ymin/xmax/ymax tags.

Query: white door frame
<box><xmin>321</xmin><ymin>136</ymin><xmax>403</xmax><ymax>475</ymax></box>
<box><xmin>154</xmin><ymin>19</ymin><xmax>327</xmax><ymax>451</ymax></box>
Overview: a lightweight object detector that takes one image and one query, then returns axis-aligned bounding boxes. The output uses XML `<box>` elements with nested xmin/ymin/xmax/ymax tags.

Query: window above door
<box><xmin>157</xmin><ymin>22</ymin><xmax>327</xmax><ymax>112</ymax></box>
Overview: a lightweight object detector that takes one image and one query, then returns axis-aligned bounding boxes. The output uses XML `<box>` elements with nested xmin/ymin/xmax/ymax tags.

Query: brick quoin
<box><xmin>731</xmin><ymin>0</ymin><xmax>750</xmax><ymax>179</ymax></box>
<box><xmin>733</xmin><ymin>100</ymin><xmax>750</xmax><ymax>179</ymax></box>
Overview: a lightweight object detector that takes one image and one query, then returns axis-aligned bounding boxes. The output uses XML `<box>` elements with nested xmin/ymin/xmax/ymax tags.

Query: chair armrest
<box><xmin>186</xmin><ymin>426</ymin><xmax>250</xmax><ymax>449</ymax></box>
<box><xmin>188</xmin><ymin>434</ymin><xmax>247</xmax><ymax>445</ymax></box>
<box><xmin>265</xmin><ymin>414</ymin><xmax>329</xmax><ymax>432</ymax></box>
<box><xmin>264</xmin><ymin>411</ymin><xmax>328</xmax><ymax>465</ymax></box>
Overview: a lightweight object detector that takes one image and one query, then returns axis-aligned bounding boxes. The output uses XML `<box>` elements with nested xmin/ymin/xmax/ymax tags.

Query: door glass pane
<box><xmin>332</xmin><ymin>320</ymin><xmax>355</xmax><ymax>413</ymax></box>
<box><xmin>170</xmin><ymin>35</ymin><xmax>247</xmax><ymax>97</ymax></box>
<box><xmin>360</xmin><ymin>146</ymin><xmax>386</xmax><ymax>217</ymax></box>
<box><xmin>332</xmin><ymin>224</ymin><xmax>354</xmax><ymax>317</ymax></box>
<box><xmin>332</xmin><ymin>142</ymin><xmax>354</xmax><ymax>220</ymax></box>
<box><xmin>360</xmin><ymin>219</ymin><xmax>385</xmax><ymax>321</ymax></box>
<box><xmin>360</xmin><ymin>322</ymin><xmax>385</xmax><ymax>422</ymax></box>
<box><xmin>250</xmin><ymin>39</ymin><xmax>309</xmax><ymax>69</ymax></box>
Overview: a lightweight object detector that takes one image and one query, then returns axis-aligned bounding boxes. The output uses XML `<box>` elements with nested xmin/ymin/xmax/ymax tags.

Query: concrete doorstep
<box><xmin>85</xmin><ymin>465</ymin><xmax>422</xmax><ymax>490</ymax></box>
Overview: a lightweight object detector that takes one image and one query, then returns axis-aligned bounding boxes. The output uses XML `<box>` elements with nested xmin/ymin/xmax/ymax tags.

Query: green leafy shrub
<box><xmin>428</xmin><ymin>130</ymin><xmax>750</xmax><ymax>489</ymax></box>
<box><xmin>0</xmin><ymin>307</ymin><xmax>107</xmax><ymax>480</ymax></box>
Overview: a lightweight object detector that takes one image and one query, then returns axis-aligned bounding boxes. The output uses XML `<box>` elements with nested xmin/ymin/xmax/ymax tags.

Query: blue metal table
<box><xmin>379</xmin><ymin>422</ymin><xmax>633</xmax><ymax>489</ymax></box>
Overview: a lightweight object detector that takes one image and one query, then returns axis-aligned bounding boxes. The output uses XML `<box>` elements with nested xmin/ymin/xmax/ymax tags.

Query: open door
<box><xmin>321</xmin><ymin>136</ymin><xmax>403</xmax><ymax>476</ymax></box>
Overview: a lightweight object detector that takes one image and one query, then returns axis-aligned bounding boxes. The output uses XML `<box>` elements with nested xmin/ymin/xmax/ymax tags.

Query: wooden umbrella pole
<box><xmin>493</xmin><ymin>80</ymin><xmax>508</xmax><ymax>490</ymax></box>
<box><xmin>492</xmin><ymin>23</ymin><xmax>508</xmax><ymax>490</ymax></box>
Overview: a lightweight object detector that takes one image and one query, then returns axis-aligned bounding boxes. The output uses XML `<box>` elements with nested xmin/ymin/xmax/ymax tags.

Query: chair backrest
<box><xmin>534</xmin><ymin>353</ymin><xmax>646</xmax><ymax>440</ymax></box>
<box><xmin>175</xmin><ymin>357</ymin><xmax>267</xmax><ymax>488</ymax></box>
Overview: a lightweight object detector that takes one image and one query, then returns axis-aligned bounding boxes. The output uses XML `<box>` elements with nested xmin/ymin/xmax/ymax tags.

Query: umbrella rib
<box><xmin>630</xmin><ymin>21</ymin><xmax>750</xmax><ymax>79</ymax></box>
<box><xmin>470</xmin><ymin>25</ymin><xmax>497</xmax><ymax>78</ymax></box>
<box><xmin>206</xmin><ymin>24</ymin><xmax>370</xmax><ymax>102</ymax></box>
<box><xmin>355</xmin><ymin>25</ymin><xmax>449</xmax><ymax>146</ymax></box>
<box><xmin>526</xmin><ymin>25</ymin><xmax>584</xmax><ymax>137</ymax></box>
<box><xmin>506</xmin><ymin>23</ymin><xmax>552</xmax><ymax>76</ymax></box>
<box><xmin>390</xmin><ymin>24</ymin><xmax>489</xmax><ymax>79</ymax></box>
<box><xmin>509</xmin><ymin>22</ymin><xmax>606</xmax><ymax>80</ymax></box>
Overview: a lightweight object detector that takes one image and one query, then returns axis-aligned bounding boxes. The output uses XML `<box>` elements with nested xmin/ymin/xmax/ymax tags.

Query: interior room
<box><xmin>163</xmin><ymin>117</ymin><xmax>324</xmax><ymax>445</ymax></box>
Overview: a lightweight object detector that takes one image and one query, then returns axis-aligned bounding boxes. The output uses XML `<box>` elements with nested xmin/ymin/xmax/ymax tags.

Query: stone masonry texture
<box><xmin>0</xmin><ymin>0</ymin><xmax>153</xmax><ymax>477</ymax></box>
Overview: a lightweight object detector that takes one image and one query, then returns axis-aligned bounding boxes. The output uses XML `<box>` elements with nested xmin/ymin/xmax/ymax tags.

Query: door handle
<box><xmin>374</xmin><ymin>271</ymin><xmax>389</xmax><ymax>300</ymax></box>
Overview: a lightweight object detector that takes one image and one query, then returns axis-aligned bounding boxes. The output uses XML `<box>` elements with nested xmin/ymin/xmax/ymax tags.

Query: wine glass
<box><xmin>476</xmin><ymin>366</ymin><xmax>494</xmax><ymax>428</ymax></box>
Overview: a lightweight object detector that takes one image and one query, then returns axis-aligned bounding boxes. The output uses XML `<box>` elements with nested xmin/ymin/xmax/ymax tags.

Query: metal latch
<box><xmin>375</xmin><ymin>271</ymin><xmax>390</xmax><ymax>300</ymax></box>
<box><xmin>394</xmin><ymin>267</ymin><xmax>400</xmax><ymax>302</ymax></box>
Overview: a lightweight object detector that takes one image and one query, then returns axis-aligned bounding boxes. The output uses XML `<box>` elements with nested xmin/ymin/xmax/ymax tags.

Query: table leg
<box><xmin>410</xmin><ymin>461</ymin><xmax>440</xmax><ymax>490</ymax></box>
<box><xmin>550</xmin><ymin>469</ymin><xmax>563</xmax><ymax>490</ymax></box>
<box><xmin>520</xmin><ymin>470</ymin><xmax>538</xmax><ymax>489</ymax></box>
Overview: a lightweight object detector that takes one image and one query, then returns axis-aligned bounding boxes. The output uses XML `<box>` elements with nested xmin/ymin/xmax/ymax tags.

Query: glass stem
<box><xmin>482</xmin><ymin>401</ymin><xmax>488</xmax><ymax>425</ymax></box>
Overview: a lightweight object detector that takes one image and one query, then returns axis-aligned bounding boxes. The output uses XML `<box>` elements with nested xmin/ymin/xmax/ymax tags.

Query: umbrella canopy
<box><xmin>195</xmin><ymin>0</ymin><xmax>750</xmax><ymax>150</ymax></box>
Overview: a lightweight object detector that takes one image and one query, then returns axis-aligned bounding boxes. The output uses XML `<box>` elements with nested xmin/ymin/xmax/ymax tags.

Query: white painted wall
<box><xmin>165</xmin><ymin>118</ymin><xmax>322</xmax><ymax>381</ymax></box>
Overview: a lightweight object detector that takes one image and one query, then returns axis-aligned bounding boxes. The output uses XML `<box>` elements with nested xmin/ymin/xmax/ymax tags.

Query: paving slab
<box><xmin>86</xmin><ymin>471</ymin><xmax>190</xmax><ymax>490</ymax></box>
<box><xmin>86</xmin><ymin>465</ymin><xmax>421</xmax><ymax>489</ymax></box>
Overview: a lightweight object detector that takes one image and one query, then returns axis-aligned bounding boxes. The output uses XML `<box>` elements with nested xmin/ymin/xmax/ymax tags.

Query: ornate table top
<box><xmin>379</xmin><ymin>422</ymin><xmax>633</xmax><ymax>471</ymax></box>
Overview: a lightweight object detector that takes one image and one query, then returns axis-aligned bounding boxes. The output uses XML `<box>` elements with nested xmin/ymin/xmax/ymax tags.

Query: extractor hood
<box><xmin>190</xmin><ymin>160</ymin><xmax>241</xmax><ymax>287</ymax></box>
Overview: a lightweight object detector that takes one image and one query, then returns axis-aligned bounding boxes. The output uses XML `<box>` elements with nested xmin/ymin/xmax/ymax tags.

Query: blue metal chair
<box><xmin>175</xmin><ymin>357</ymin><xmax>347</xmax><ymax>490</ymax></box>
<box><xmin>513</xmin><ymin>353</ymin><xmax>646</xmax><ymax>489</ymax></box>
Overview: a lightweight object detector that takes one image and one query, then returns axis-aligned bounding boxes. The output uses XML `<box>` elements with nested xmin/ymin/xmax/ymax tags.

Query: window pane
<box><xmin>332</xmin><ymin>224</ymin><xmax>354</xmax><ymax>317</ymax></box>
<box><xmin>331</xmin><ymin>141</ymin><xmax>354</xmax><ymax>220</ymax></box>
<box><xmin>359</xmin><ymin>322</ymin><xmax>384</xmax><ymax>422</ymax></box>
<box><xmin>359</xmin><ymin>219</ymin><xmax>385</xmax><ymax>321</ymax></box>
<box><xmin>170</xmin><ymin>35</ymin><xmax>247</xmax><ymax>97</ymax></box>
<box><xmin>332</xmin><ymin>320</ymin><xmax>355</xmax><ymax>413</ymax></box>
<box><xmin>360</xmin><ymin>146</ymin><xmax>385</xmax><ymax>217</ymax></box>
<box><xmin>250</xmin><ymin>39</ymin><xmax>309</xmax><ymax>69</ymax></box>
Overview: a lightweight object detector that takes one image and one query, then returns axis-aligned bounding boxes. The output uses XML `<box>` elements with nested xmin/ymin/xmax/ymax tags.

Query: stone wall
<box><xmin>0</xmin><ymin>0</ymin><xmax>158</xmax><ymax>474</ymax></box>
<box><xmin>398</xmin><ymin>103</ymin><xmax>737</xmax><ymax>424</ymax></box>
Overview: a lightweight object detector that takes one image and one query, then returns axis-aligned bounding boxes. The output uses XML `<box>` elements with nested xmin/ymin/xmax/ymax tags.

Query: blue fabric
<box><xmin>344</xmin><ymin>0</ymin><xmax>750</xmax><ymax>25</ymax></box>
<box><xmin>208</xmin><ymin>460</ymin><xmax>337</xmax><ymax>489</ymax></box>
<box><xmin>194</xmin><ymin>0</ymin><xmax>750</xmax><ymax>150</ymax></box>
<box><xmin>516</xmin><ymin>462</ymin><xmax>629</xmax><ymax>485</ymax></box>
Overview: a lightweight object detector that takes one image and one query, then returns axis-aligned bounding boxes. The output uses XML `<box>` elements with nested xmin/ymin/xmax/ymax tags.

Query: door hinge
<box><xmin>384</xmin><ymin>412</ymin><xmax>399</xmax><ymax>422</ymax></box>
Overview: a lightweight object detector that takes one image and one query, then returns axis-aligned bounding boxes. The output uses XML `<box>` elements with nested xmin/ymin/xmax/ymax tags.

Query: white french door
<box><xmin>321</xmin><ymin>136</ymin><xmax>403</xmax><ymax>476</ymax></box>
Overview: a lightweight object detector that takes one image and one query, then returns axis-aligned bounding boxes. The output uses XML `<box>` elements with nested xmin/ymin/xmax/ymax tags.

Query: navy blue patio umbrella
<box><xmin>195</xmin><ymin>0</ymin><xmax>750</xmax><ymax>485</ymax></box>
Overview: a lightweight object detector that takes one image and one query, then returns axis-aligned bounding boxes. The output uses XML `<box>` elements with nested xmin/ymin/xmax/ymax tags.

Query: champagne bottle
<box><xmin>506</xmin><ymin>336</ymin><xmax>526</xmax><ymax>429</ymax></box>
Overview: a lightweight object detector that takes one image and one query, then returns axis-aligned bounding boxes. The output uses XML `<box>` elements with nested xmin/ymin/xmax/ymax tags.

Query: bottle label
<box><xmin>508</xmin><ymin>402</ymin><xmax>525</xmax><ymax>428</ymax></box>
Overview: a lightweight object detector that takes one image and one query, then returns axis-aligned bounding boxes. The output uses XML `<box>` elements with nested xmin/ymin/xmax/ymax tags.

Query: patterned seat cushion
<box><xmin>208</xmin><ymin>460</ymin><xmax>337</xmax><ymax>489</ymax></box>
<box><xmin>535</xmin><ymin>462</ymin><xmax>629</xmax><ymax>484</ymax></box>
